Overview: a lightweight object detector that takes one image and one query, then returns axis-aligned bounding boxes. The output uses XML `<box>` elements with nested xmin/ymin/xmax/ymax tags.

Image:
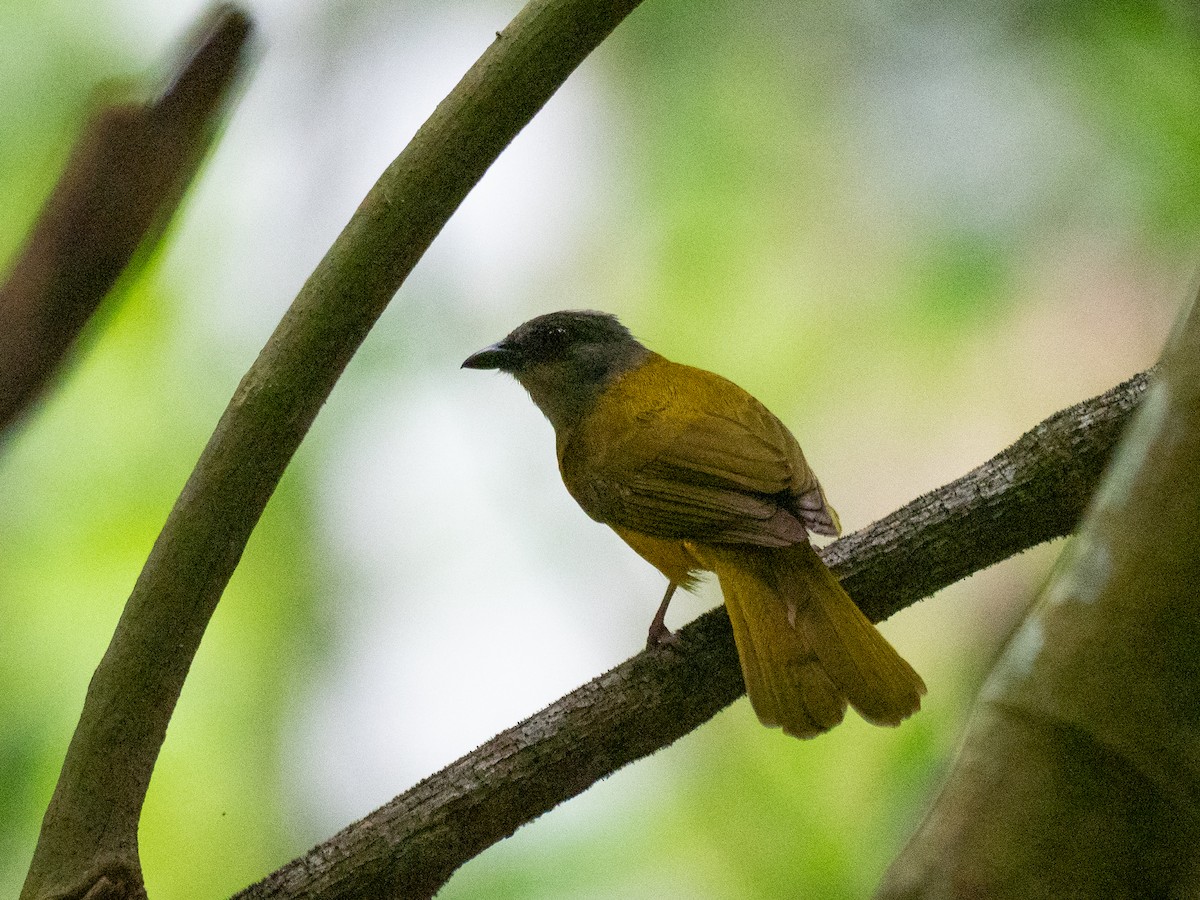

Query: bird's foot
<box><xmin>646</xmin><ymin>622</ymin><xmax>681</xmax><ymax>651</ymax></box>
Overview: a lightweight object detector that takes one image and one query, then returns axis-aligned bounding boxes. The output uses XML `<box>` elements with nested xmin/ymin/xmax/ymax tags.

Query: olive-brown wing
<box><xmin>565</xmin><ymin>397</ymin><xmax>819</xmax><ymax>547</ymax></box>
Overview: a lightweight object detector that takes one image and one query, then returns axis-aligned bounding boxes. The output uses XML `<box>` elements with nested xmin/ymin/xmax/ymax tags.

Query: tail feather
<box><xmin>728</xmin><ymin>566</ymin><xmax>847</xmax><ymax>737</ymax></box>
<box><xmin>721</xmin><ymin>581</ymin><xmax>778</xmax><ymax>722</ymax></box>
<box><xmin>700</xmin><ymin>542</ymin><xmax>925</xmax><ymax>738</ymax></box>
<box><xmin>780</xmin><ymin>544</ymin><xmax>926</xmax><ymax>727</ymax></box>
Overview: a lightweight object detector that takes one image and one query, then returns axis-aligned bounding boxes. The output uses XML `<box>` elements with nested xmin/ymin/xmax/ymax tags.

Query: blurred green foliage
<box><xmin>0</xmin><ymin>272</ymin><xmax>324</xmax><ymax>896</ymax></box>
<box><xmin>1</xmin><ymin>0</ymin><xmax>1196</xmax><ymax>898</ymax></box>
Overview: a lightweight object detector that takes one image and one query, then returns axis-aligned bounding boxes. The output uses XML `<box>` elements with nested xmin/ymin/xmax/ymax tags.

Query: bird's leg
<box><xmin>646</xmin><ymin>582</ymin><xmax>680</xmax><ymax>650</ymax></box>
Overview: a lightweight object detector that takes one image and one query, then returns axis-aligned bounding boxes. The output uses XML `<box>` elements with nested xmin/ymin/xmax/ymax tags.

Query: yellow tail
<box><xmin>699</xmin><ymin>543</ymin><xmax>925</xmax><ymax>738</ymax></box>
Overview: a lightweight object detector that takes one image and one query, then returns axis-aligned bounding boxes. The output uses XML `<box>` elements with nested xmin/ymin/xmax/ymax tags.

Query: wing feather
<box><xmin>560</xmin><ymin>356</ymin><xmax>839</xmax><ymax>546</ymax></box>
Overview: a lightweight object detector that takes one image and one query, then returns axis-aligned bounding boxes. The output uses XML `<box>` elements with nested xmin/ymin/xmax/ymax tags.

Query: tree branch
<box><xmin>233</xmin><ymin>368</ymin><xmax>1151</xmax><ymax>900</ymax></box>
<box><xmin>20</xmin><ymin>3</ymin><xmax>645</xmax><ymax>899</ymax></box>
<box><xmin>0</xmin><ymin>4</ymin><xmax>252</xmax><ymax>438</ymax></box>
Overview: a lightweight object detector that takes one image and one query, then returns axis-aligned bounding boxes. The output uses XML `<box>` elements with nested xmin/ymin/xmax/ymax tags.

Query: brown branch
<box><xmin>0</xmin><ymin>4</ymin><xmax>252</xmax><ymax>437</ymax></box>
<box><xmin>19</xmin><ymin>3</ymin><xmax>646</xmax><ymax>900</ymax></box>
<box><xmin>233</xmin><ymin>369</ymin><xmax>1150</xmax><ymax>900</ymax></box>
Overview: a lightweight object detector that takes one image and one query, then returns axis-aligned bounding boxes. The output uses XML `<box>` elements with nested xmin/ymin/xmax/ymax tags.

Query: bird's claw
<box><xmin>646</xmin><ymin>623</ymin><xmax>682</xmax><ymax>651</ymax></box>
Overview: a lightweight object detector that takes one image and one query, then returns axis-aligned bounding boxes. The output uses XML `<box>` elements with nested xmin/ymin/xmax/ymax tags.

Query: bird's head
<box><xmin>462</xmin><ymin>310</ymin><xmax>648</xmax><ymax>432</ymax></box>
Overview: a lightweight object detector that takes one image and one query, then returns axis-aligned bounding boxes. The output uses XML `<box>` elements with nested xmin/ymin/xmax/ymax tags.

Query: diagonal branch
<box><xmin>0</xmin><ymin>4</ymin><xmax>252</xmax><ymax>438</ymax></box>
<box><xmin>20</xmin><ymin>2</ymin><xmax>646</xmax><ymax>899</ymax></box>
<box><xmin>234</xmin><ymin>368</ymin><xmax>1151</xmax><ymax>900</ymax></box>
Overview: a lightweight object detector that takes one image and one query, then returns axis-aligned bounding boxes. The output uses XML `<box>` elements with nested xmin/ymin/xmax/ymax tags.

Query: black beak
<box><xmin>462</xmin><ymin>341</ymin><xmax>518</xmax><ymax>370</ymax></box>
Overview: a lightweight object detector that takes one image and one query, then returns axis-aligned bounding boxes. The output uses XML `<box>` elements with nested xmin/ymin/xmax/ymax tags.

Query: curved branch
<box><xmin>234</xmin><ymin>369</ymin><xmax>1151</xmax><ymax>900</ymax></box>
<box><xmin>20</xmin><ymin>2</ymin><xmax>645</xmax><ymax>899</ymax></box>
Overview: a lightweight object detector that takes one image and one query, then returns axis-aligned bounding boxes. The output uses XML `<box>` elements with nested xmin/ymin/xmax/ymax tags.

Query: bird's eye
<box><xmin>541</xmin><ymin>326</ymin><xmax>568</xmax><ymax>351</ymax></box>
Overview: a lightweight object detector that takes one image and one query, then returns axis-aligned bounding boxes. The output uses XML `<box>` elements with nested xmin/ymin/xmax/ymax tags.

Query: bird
<box><xmin>462</xmin><ymin>310</ymin><xmax>925</xmax><ymax>738</ymax></box>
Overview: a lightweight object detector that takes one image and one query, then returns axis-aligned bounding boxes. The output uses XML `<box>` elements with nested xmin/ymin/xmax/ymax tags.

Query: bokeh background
<box><xmin>1</xmin><ymin>1</ymin><xmax>1195</xmax><ymax>897</ymax></box>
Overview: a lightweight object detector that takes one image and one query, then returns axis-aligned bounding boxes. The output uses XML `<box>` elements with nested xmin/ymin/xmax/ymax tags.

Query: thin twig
<box><xmin>234</xmin><ymin>368</ymin><xmax>1151</xmax><ymax>900</ymax></box>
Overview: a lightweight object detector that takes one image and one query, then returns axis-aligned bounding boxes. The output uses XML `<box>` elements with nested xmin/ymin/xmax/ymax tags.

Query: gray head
<box><xmin>462</xmin><ymin>310</ymin><xmax>649</xmax><ymax>432</ymax></box>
